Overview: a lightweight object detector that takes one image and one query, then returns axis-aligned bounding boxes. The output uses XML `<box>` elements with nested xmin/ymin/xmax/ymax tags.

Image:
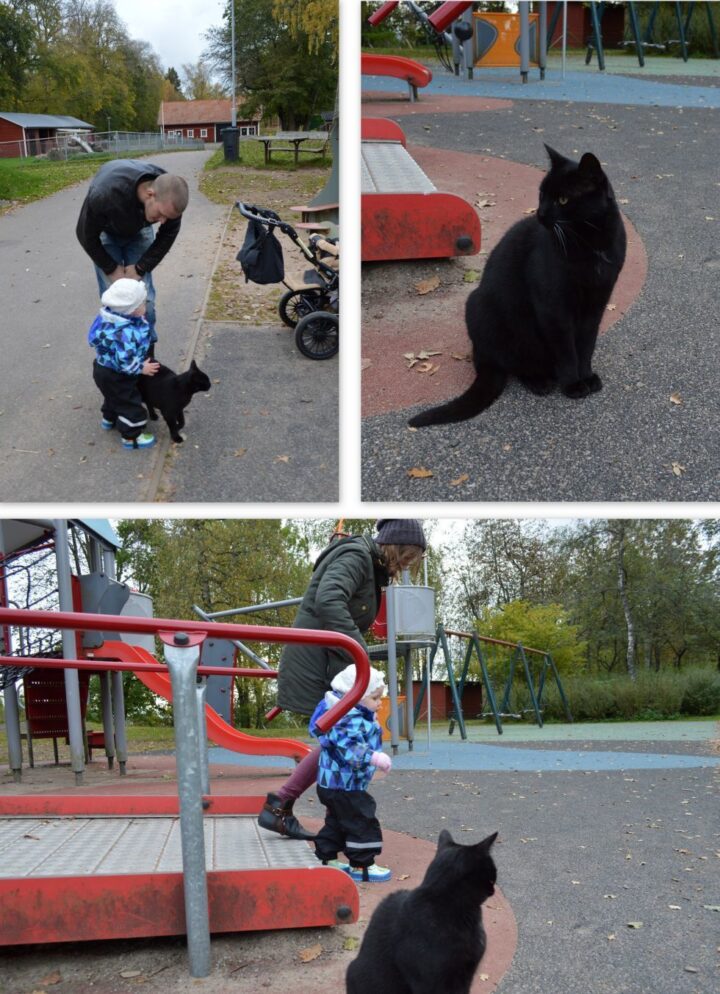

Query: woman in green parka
<box><xmin>258</xmin><ymin>519</ymin><xmax>427</xmax><ymax>840</ymax></box>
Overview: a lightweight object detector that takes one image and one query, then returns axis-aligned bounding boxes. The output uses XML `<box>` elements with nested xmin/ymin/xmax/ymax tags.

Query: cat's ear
<box><xmin>438</xmin><ymin>829</ymin><xmax>455</xmax><ymax>849</ymax></box>
<box><xmin>190</xmin><ymin>359</ymin><xmax>197</xmax><ymax>370</ymax></box>
<box><xmin>544</xmin><ymin>144</ymin><xmax>567</xmax><ymax>167</ymax></box>
<box><xmin>478</xmin><ymin>831</ymin><xmax>498</xmax><ymax>851</ymax></box>
<box><xmin>579</xmin><ymin>152</ymin><xmax>604</xmax><ymax>179</ymax></box>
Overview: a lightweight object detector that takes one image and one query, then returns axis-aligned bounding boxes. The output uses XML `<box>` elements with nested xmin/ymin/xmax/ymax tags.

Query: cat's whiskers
<box><xmin>552</xmin><ymin>222</ymin><xmax>568</xmax><ymax>256</ymax></box>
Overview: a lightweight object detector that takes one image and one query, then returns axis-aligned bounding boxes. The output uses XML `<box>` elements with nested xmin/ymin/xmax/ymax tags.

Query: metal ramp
<box><xmin>0</xmin><ymin>795</ymin><xmax>358</xmax><ymax>946</ymax></box>
<box><xmin>361</xmin><ymin>119</ymin><xmax>481</xmax><ymax>262</ymax></box>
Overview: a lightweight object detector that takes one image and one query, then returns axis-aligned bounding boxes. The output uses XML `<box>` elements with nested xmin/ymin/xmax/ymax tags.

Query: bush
<box><xmin>526</xmin><ymin>668</ymin><xmax>719</xmax><ymax>722</ymax></box>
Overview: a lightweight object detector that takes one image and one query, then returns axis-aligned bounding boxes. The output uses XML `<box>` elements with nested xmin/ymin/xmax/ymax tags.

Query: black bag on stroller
<box><xmin>237</xmin><ymin>218</ymin><xmax>285</xmax><ymax>284</ymax></box>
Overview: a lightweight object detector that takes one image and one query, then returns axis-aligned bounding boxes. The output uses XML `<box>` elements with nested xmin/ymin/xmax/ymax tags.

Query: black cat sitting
<box><xmin>408</xmin><ymin>145</ymin><xmax>627</xmax><ymax>428</ymax></box>
<box><xmin>139</xmin><ymin>359</ymin><xmax>211</xmax><ymax>443</ymax></box>
<box><xmin>346</xmin><ymin>829</ymin><xmax>498</xmax><ymax>994</ymax></box>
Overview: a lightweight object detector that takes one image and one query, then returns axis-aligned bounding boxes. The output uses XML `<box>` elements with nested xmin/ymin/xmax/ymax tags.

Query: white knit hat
<box><xmin>101</xmin><ymin>278</ymin><xmax>147</xmax><ymax>314</ymax></box>
<box><xmin>331</xmin><ymin>664</ymin><xmax>386</xmax><ymax>698</ymax></box>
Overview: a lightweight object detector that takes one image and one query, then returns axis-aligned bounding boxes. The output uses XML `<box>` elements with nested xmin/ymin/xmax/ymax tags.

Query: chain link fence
<box><xmin>0</xmin><ymin>130</ymin><xmax>205</xmax><ymax>160</ymax></box>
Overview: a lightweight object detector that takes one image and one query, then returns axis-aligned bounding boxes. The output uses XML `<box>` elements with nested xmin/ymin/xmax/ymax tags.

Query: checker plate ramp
<box><xmin>362</xmin><ymin>141</ymin><xmax>436</xmax><ymax>194</ymax></box>
<box><xmin>0</xmin><ymin>814</ymin><xmax>359</xmax><ymax>945</ymax></box>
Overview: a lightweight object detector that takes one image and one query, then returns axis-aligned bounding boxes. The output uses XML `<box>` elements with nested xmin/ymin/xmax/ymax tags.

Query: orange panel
<box><xmin>472</xmin><ymin>12</ymin><xmax>540</xmax><ymax>68</ymax></box>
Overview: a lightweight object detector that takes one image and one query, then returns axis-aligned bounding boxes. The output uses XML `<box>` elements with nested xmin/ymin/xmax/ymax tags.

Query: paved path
<box><xmin>361</xmin><ymin>74</ymin><xmax>720</xmax><ymax>501</ymax></box>
<box><xmin>0</xmin><ymin>150</ymin><xmax>338</xmax><ymax>502</ymax></box>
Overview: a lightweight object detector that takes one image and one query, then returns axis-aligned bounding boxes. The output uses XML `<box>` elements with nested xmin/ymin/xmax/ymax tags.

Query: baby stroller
<box><xmin>236</xmin><ymin>202</ymin><xmax>339</xmax><ymax>360</ymax></box>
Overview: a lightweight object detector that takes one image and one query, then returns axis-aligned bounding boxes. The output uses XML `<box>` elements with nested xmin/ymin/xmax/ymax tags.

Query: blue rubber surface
<box><xmin>363</xmin><ymin>67</ymin><xmax>720</xmax><ymax>108</ymax></box>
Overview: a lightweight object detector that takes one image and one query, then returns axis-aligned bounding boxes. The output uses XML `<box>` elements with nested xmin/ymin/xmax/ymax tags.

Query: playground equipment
<box><xmin>361</xmin><ymin>118</ymin><xmax>481</xmax><ymax>262</ymax></box>
<box><xmin>360</xmin><ymin>52</ymin><xmax>433</xmax><ymax>101</ymax></box>
<box><xmin>0</xmin><ymin>605</ymin><xmax>367</xmax><ymax>972</ymax></box>
<box><xmin>236</xmin><ymin>202</ymin><xmax>338</xmax><ymax>359</ymax></box>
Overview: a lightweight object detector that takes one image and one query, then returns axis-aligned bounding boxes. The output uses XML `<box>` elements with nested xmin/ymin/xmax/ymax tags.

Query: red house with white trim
<box><xmin>158</xmin><ymin>100</ymin><xmax>260</xmax><ymax>142</ymax></box>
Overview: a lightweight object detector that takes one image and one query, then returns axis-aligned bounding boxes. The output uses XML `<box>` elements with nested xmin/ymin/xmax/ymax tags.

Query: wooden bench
<box><xmin>361</xmin><ymin>53</ymin><xmax>433</xmax><ymax>102</ymax></box>
<box><xmin>361</xmin><ymin>119</ymin><xmax>481</xmax><ymax>262</ymax></box>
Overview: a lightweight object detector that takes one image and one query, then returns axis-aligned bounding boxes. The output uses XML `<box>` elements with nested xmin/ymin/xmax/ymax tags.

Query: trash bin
<box><xmin>377</xmin><ymin>695</ymin><xmax>406</xmax><ymax>741</ymax></box>
<box><xmin>221</xmin><ymin>127</ymin><xmax>240</xmax><ymax>162</ymax></box>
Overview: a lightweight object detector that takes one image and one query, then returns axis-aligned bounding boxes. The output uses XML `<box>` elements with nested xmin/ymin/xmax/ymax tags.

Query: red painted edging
<box><xmin>0</xmin><ymin>794</ymin><xmax>264</xmax><ymax>817</ymax></box>
<box><xmin>0</xmin><ymin>868</ymin><xmax>358</xmax><ymax>946</ymax></box>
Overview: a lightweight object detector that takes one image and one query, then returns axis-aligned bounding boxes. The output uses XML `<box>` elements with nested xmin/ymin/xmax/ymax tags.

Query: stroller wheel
<box><xmin>279</xmin><ymin>288</ymin><xmax>327</xmax><ymax>329</ymax></box>
<box><xmin>294</xmin><ymin>312</ymin><xmax>338</xmax><ymax>360</ymax></box>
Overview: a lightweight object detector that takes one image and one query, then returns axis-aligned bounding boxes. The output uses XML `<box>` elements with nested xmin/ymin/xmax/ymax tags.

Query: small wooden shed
<box><xmin>0</xmin><ymin>112</ymin><xmax>94</xmax><ymax>159</ymax></box>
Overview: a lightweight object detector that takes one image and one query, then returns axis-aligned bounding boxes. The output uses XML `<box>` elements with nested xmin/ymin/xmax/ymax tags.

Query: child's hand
<box><xmin>142</xmin><ymin>360</ymin><xmax>160</xmax><ymax>376</ymax></box>
<box><xmin>370</xmin><ymin>751</ymin><xmax>392</xmax><ymax>772</ymax></box>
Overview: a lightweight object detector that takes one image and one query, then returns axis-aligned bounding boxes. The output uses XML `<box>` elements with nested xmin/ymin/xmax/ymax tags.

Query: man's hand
<box><xmin>108</xmin><ymin>266</ymin><xmax>125</xmax><ymax>283</ymax></box>
<box><xmin>124</xmin><ymin>265</ymin><xmax>143</xmax><ymax>280</ymax></box>
<box><xmin>142</xmin><ymin>360</ymin><xmax>160</xmax><ymax>376</ymax></box>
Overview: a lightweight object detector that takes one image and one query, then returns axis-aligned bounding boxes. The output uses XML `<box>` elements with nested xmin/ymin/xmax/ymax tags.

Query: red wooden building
<box><xmin>411</xmin><ymin>680</ymin><xmax>484</xmax><ymax>720</ymax></box>
<box><xmin>158</xmin><ymin>99</ymin><xmax>260</xmax><ymax>142</ymax></box>
<box><xmin>0</xmin><ymin>112</ymin><xmax>93</xmax><ymax>159</ymax></box>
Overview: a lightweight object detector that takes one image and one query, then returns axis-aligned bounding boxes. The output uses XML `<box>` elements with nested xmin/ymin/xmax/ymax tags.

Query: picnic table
<box><xmin>241</xmin><ymin>131</ymin><xmax>329</xmax><ymax>166</ymax></box>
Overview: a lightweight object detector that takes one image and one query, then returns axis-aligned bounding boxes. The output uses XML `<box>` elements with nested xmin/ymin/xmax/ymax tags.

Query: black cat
<box><xmin>139</xmin><ymin>359</ymin><xmax>211</xmax><ymax>443</ymax></box>
<box><xmin>346</xmin><ymin>830</ymin><xmax>498</xmax><ymax>994</ymax></box>
<box><xmin>408</xmin><ymin>145</ymin><xmax>627</xmax><ymax>428</ymax></box>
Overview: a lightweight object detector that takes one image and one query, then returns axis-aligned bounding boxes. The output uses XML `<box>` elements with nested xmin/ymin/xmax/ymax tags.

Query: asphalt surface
<box><xmin>0</xmin><ymin>149</ymin><xmax>338</xmax><ymax>503</ymax></box>
<box><xmin>158</xmin><ymin>322</ymin><xmax>338</xmax><ymax>502</ymax></box>
<box><xmin>361</xmin><ymin>84</ymin><xmax>720</xmax><ymax>501</ymax></box>
<box><xmin>292</xmin><ymin>722</ymin><xmax>720</xmax><ymax>994</ymax></box>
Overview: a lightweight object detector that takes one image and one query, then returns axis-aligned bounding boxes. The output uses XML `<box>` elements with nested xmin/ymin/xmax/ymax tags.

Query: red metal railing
<box><xmin>0</xmin><ymin>607</ymin><xmax>369</xmax><ymax>734</ymax></box>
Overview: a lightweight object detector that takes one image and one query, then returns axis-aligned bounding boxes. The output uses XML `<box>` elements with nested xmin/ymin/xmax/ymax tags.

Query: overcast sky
<box><xmin>112</xmin><ymin>0</ymin><xmax>227</xmax><ymax>73</ymax></box>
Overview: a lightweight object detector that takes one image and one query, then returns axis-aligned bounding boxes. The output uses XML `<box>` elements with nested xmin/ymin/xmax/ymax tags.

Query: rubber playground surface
<box><xmin>2</xmin><ymin>719</ymin><xmax>718</xmax><ymax>994</ymax></box>
<box><xmin>361</xmin><ymin>57</ymin><xmax>720</xmax><ymax>502</ymax></box>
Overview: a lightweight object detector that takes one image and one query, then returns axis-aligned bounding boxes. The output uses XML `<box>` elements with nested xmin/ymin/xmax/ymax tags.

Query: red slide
<box><xmin>99</xmin><ymin>640</ymin><xmax>311</xmax><ymax>762</ymax></box>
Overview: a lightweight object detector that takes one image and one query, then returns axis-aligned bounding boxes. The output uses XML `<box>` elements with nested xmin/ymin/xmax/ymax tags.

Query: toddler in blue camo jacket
<box><xmin>309</xmin><ymin>664</ymin><xmax>393</xmax><ymax>882</ymax></box>
<box><xmin>88</xmin><ymin>278</ymin><xmax>159</xmax><ymax>449</ymax></box>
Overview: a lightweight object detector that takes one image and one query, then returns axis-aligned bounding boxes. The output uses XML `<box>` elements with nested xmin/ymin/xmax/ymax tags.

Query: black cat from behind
<box><xmin>139</xmin><ymin>359</ymin><xmax>211</xmax><ymax>443</ymax></box>
<box><xmin>346</xmin><ymin>829</ymin><xmax>498</xmax><ymax>994</ymax></box>
<box><xmin>408</xmin><ymin>144</ymin><xmax>627</xmax><ymax>428</ymax></box>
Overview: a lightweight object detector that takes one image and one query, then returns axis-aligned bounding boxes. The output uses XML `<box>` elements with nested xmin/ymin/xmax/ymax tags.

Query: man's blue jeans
<box><xmin>94</xmin><ymin>228</ymin><xmax>157</xmax><ymax>342</ymax></box>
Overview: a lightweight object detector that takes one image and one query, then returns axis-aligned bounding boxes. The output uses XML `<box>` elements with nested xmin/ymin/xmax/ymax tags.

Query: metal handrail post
<box><xmin>54</xmin><ymin>520</ymin><xmax>85</xmax><ymax>784</ymax></box>
<box><xmin>103</xmin><ymin>546</ymin><xmax>128</xmax><ymax>772</ymax></box>
<box><xmin>100</xmin><ymin>671</ymin><xmax>116</xmax><ymax>768</ymax></box>
<box><xmin>162</xmin><ymin>632</ymin><xmax>211</xmax><ymax>978</ymax></box>
<box><xmin>196</xmin><ymin>676</ymin><xmax>210</xmax><ymax>797</ymax></box>
<box><xmin>384</xmin><ymin>584</ymin><xmax>401</xmax><ymax>755</ymax></box>
<box><xmin>519</xmin><ymin>0</ymin><xmax>530</xmax><ymax>81</ymax></box>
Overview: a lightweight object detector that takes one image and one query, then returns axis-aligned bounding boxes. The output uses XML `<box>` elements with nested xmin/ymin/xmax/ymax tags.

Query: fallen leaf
<box><xmin>274</xmin><ymin>454</ymin><xmax>290</xmax><ymax>463</ymax></box>
<box><xmin>414</xmin><ymin>276</ymin><xmax>440</xmax><ymax>295</ymax></box>
<box><xmin>450</xmin><ymin>473</ymin><xmax>469</xmax><ymax>487</ymax></box>
<box><xmin>668</xmin><ymin>904</ymin><xmax>682</xmax><ymax>910</ymax></box>
<box><xmin>606</xmin><ymin>303</ymin><xmax>617</xmax><ymax>311</ymax></box>
<box><xmin>627</xmin><ymin>921</ymin><xmax>643</xmax><ymax>929</ymax></box>
<box><xmin>463</xmin><ymin>270</ymin><xmax>480</xmax><ymax>282</ymax></box>
<box><xmin>407</xmin><ymin>466</ymin><xmax>433</xmax><ymax>479</ymax></box>
<box><xmin>703</xmin><ymin>904</ymin><xmax>720</xmax><ymax>912</ymax></box>
<box><xmin>451</xmin><ymin>352</ymin><xmax>471</xmax><ymax>361</ymax></box>
<box><xmin>476</xmin><ymin>198</ymin><xmax>496</xmax><ymax>209</ymax></box>
<box><xmin>618</xmin><ymin>198</ymin><xmax>630</xmax><ymax>204</ymax></box>
<box><xmin>670</xmin><ymin>392</ymin><xmax>683</xmax><ymax>405</ymax></box>
<box><xmin>398</xmin><ymin>873</ymin><xmax>410</xmax><ymax>880</ymax></box>
<box><xmin>478</xmin><ymin>974</ymin><xmax>490</xmax><ymax>982</ymax></box>
<box><xmin>120</xmin><ymin>969</ymin><xmax>143</xmax><ymax>978</ymax></box>
<box><xmin>684</xmin><ymin>967</ymin><xmax>699</xmax><ymax>973</ymax></box>
<box><xmin>298</xmin><ymin>943</ymin><xmax>322</xmax><ymax>963</ymax></box>
<box><xmin>403</xmin><ymin>352</ymin><xmax>416</xmax><ymax>361</ymax></box>
<box><xmin>343</xmin><ymin>936</ymin><xmax>359</xmax><ymax>951</ymax></box>
<box><xmin>671</xmin><ymin>462</ymin><xmax>686</xmax><ymax>476</ymax></box>
<box><xmin>361</xmin><ymin>358</ymin><xmax>372</xmax><ymax>370</ymax></box>
<box><xmin>40</xmin><ymin>972</ymin><xmax>62</xmax><ymax>986</ymax></box>
<box><xmin>523</xmin><ymin>207</ymin><xmax>536</xmax><ymax>214</ymax></box>
<box><xmin>417</xmin><ymin>350</ymin><xmax>442</xmax><ymax>360</ymax></box>
<box><xmin>234</xmin><ymin>448</ymin><xmax>247</xmax><ymax>458</ymax></box>
<box><xmin>502</xmin><ymin>443</ymin><xmax>512</xmax><ymax>452</ymax></box>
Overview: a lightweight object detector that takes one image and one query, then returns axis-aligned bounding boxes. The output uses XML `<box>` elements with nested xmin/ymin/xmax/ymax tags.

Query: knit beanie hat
<box><xmin>374</xmin><ymin>519</ymin><xmax>427</xmax><ymax>550</ymax></box>
<box><xmin>101</xmin><ymin>278</ymin><xmax>147</xmax><ymax>315</ymax></box>
<box><xmin>331</xmin><ymin>664</ymin><xmax>387</xmax><ymax>698</ymax></box>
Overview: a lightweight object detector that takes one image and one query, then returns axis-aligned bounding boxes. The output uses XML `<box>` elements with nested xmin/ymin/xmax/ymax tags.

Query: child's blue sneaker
<box><xmin>101</xmin><ymin>418</ymin><xmax>116</xmax><ymax>430</ymax></box>
<box><xmin>349</xmin><ymin>864</ymin><xmax>392</xmax><ymax>882</ymax></box>
<box><xmin>122</xmin><ymin>433</ymin><xmax>156</xmax><ymax>449</ymax></box>
<box><xmin>322</xmin><ymin>859</ymin><xmax>351</xmax><ymax>872</ymax></box>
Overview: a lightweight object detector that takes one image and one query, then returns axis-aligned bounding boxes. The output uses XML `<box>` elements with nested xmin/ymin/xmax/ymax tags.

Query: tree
<box><xmin>0</xmin><ymin>1</ymin><xmax>37</xmax><ymax>105</ymax></box>
<box><xmin>272</xmin><ymin>0</ymin><xmax>338</xmax><ymax>55</ymax></box>
<box><xmin>165</xmin><ymin>66</ymin><xmax>184</xmax><ymax>97</ymax></box>
<box><xmin>180</xmin><ymin>61</ymin><xmax>228</xmax><ymax>100</ymax></box>
<box><xmin>203</xmin><ymin>0</ymin><xmax>337</xmax><ymax>129</ymax></box>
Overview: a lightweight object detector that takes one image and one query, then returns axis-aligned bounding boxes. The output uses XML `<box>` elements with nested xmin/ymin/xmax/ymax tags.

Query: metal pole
<box><xmin>196</xmin><ymin>676</ymin><xmax>210</xmax><ymax>797</ymax></box>
<box><xmin>163</xmin><ymin>633</ymin><xmax>211</xmax><ymax>978</ymax></box>
<box><xmin>54</xmin><ymin>521</ymin><xmax>85</xmax><ymax>785</ymax></box>
<box><xmin>103</xmin><ymin>546</ymin><xmax>128</xmax><ymax>773</ymax></box>
<box><xmin>539</xmin><ymin>0</ymin><xmax>547</xmax><ymax>79</ymax></box>
<box><xmin>519</xmin><ymin>1</ymin><xmax>530</xmax><ymax>82</ymax></box>
<box><xmin>384</xmin><ymin>584</ymin><xmax>400</xmax><ymax>755</ymax></box>
<box><xmin>0</xmin><ymin>524</ymin><xmax>23</xmax><ymax>781</ymax></box>
<box><xmin>562</xmin><ymin>0</ymin><xmax>567</xmax><ymax>79</ymax></box>
<box><xmin>99</xmin><ymin>671</ymin><xmax>116</xmax><ymax>768</ymax></box>
<box><xmin>231</xmin><ymin>1</ymin><xmax>237</xmax><ymax>127</ymax></box>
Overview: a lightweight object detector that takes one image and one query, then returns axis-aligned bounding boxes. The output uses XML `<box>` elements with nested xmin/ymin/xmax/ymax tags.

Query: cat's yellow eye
<box><xmin>558</xmin><ymin>195</ymin><xmax>568</xmax><ymax>206</ymax></box>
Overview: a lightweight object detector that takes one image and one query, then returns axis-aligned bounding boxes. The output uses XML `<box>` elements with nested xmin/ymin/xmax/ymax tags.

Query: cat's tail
<box><xmin>407</xmin><ymin>365</ymin><xmax>507</xmax><ymax>428</ymax></box>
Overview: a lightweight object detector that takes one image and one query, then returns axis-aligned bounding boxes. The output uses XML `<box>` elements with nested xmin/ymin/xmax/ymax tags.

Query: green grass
<box><xmin>205</xmin><ymin>139</ymin><xmax>331</xmax><ymax>173</ymax></box>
